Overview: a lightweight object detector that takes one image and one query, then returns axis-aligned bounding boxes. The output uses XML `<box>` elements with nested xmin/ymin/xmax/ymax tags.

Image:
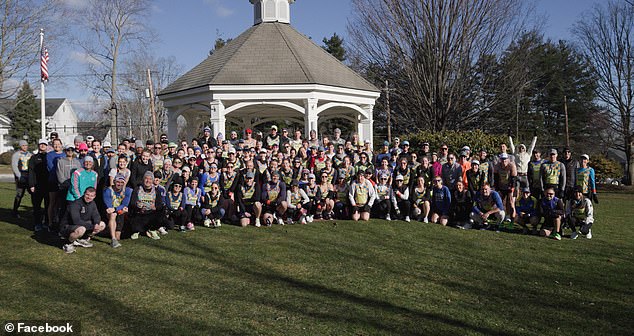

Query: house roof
<box><xmin>0</xmin><ymin>98</ymin><xmax>66</xmax><ymax>118</ymax></box>
<box><xmin>160</xmin><ymin>22</ymin><xmax>379</xmax><ymax>96</ymax></box>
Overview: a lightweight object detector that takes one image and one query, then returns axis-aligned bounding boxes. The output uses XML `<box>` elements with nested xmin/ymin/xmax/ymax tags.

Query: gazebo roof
<box><xmin>160</xmin><ymin>22</ymin><xmax>379</xmax><ymax>96</ymax></box>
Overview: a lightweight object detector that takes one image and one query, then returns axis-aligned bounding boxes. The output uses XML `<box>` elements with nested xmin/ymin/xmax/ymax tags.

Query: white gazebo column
<box><xmin>210</xmin><ymin>100</ymin><xmax>226</xmax><ymax>138</ymax></box>
<box><xmin>304</xmin><ymin>98</ymin><xmax>318</xmax><ymax>138</ymax></box>
<box><xmin>167</xmin><ymin>109</ymin><xmax>179</xmax><ymax>142</ymax></box>
<box><xmin>358</xmin><ymin>105</ymin><xmax>375</xmax><ymax>147</ymax></box>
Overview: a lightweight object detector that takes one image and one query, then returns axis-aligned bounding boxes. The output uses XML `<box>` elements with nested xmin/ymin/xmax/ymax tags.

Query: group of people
<box><xmin>10</xmin><ymin>125</ymin><xmax>598</xmax><ymax>254</ymax></box>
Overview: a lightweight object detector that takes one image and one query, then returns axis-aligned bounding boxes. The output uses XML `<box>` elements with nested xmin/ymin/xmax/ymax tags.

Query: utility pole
<box><xmin>382</xmin><ymin>80</ymin><xmax>395</xmax><ymax>143</ymax></box>
<box><xmin>147</xmin><ymin>69</ymin><xmax>158</xmax><ymax>143</ymax></box>
<box><xmin>564</xmin><ymin>95</ymin><xmax>570</xmax><ymax>147</ymax></box>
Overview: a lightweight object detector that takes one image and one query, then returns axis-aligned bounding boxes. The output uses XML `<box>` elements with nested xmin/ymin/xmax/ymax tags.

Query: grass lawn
<box><xmin>0</xmin><ymin>182</ymin><xmax>632</xmax><ymax>335</ymax></box>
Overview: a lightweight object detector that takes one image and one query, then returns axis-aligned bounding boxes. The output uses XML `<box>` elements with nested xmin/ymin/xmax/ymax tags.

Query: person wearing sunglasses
<box><xmin>538</xmin><ymin>186</ymin><xmax>565</xmax><ymax>240</ymax></box>
<box><xmin>164</xmin><ymin>177</ymin><xmax>186</xmax><ymax>232</ymax></box>
<box><xmin>514</xmin><ymin>187</ymin><xmax>539</xmax><ymax>235</ymax></box>
<box><xmin>429</xmin><ymin>177</ymin><xmax>451</xmax><ymax>226</ymax></box>
<box><xmin>540</xmin><ymin>149</ymin><xmax>566</xmax><ymax>199</ymax></box>
<box><xmin>201</xmin><ymin>182</ymin><xmax>224</xmax><ymax>228</ymax></box>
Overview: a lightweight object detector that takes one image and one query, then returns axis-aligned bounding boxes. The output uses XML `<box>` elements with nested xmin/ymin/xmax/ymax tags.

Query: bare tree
<box><xmin>574</xmin><ymin>1</ymin><xmax>634</xmax><ymax>184</ymax></box>
<box><xmin>120</xmin><ymin>53</ymin><xmax>184</xmax><ymax>140</ymax></box>
<box><xmin>348</xmin><ymin>0</ymin><xmax>531</xmax><ymax>132</ymax></box>
<box><xmin>0</xmin><ymin>0</ymin><xmax>66</xmax><ymax>97</ymax></box>
<box><xmin>72</xmin><ymin>0</ymin><xmax>156</xmax><ymax>143</ymax></box>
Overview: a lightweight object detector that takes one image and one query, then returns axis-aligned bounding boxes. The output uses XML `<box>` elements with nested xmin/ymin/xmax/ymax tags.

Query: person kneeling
<box><xmin>567</xmin><ymin>186</ymin><xmax>594</xmax><ymax>240</ymax></box>
<box><xmin>236</xmin><ymin>171</ymin><xmax>262</xmax><ymax>227</ymax></box>
<box><xmin>201</xmin><ymin>182</ymin><xmax>225</xmax><ymax>228</ymax></box>
<box><xmin>514</xmin><ymin>187</ymin><xmax>539</xmax><ymax>235</ymax></box>
<box><xmin>60</xmin><ymin>187</ymin><xmax>106</xmax><ymax>254</ymax></box>
<box><xmin>103</xmin><ymin>175</ymin><xmax>132</xmax><ymax>248</ymax></box>
<box><xmin>287</xmin><ymin>180</ymin><xmax>310</xmax><ymax>224</ymax></box>
<box><xmin>470</xmin><ymin>184</ymin><xmax>505</xmax><ymax>230</ymax></box>
<box><xmin>539</xmin><ymin>187</ymin><xmax>565</xmax><ymax>240</ymax></box>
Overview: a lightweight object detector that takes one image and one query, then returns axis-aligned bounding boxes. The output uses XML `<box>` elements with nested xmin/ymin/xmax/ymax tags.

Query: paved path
<box><xmin>0</xmin><ymin>174</ymin><xmax>14</xmax><ymax>183</ymax></box>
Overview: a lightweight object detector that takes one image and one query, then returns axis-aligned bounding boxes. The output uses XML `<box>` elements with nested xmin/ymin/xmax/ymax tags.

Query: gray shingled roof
<box><xmin>0</xmin><ymin>98</ymin><xmax>65</xmax><ymax>117</ymax></box>
<box><xmin>159</xmin><ymin>23</ymin><xmax>378</xmax><ymax>96</ymax></box>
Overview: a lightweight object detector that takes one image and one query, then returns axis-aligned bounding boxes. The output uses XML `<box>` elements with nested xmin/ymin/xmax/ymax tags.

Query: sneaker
<box><xmin>286</xmin><ymin>218</ymin><xmax>294</xmax><ymax>225</ymax></box>
<box><xmin>553</xmin><ymin>233</ymin><xmax>562</xmax><ymax>241</ymax></box>
<box><xmin>63</xmin><ymin>243</ymin><xmax>76</xmax><ymax>254</ymax></box>
<box><xmin>255</xmin><ymin>218</ymin><xmax>261</xmax><ymax>227</ymax></box>
<box><xmin>423</xmin><ymin>217</ymin><xmax>429</xmax><ymax>223</ymax></box>
<box><xmin>586</xmin><ymin>229</ymin><xmax>592</xmax><ymax>239</ymax></box>
<box><xmin>570</xmin><ymin>231</ymin><xmax>579</xmax><ymax>240</ymax></box>
<box><xmin>307</xmin><ymin>215</ymin><xmax>314</xmax><ymax>223</ymax></box>
<box><xmin>73</xmin><ymin>239</ymin><xmax>93</xmax><ymax>248</ymax></box>
<box><xmin>149</xmin><ymin>230</ymin><xmax>161</xmax><ymax>240</ymax></box>
<box><xmin>34</xmin><ymin>224</ymin><xmax>43</xmax><ymax>232</ymax></box>
<box><xmin>300</xmin><ymin>215</ymin><xmax>307</xmax><ymax>225</ymax></box>
<box><xmin>265</xmin><ymin>218</ymin><xmax>272</xmax><ymax>227</ymax></box>
<box><xmin>203</xmin><ymin>219</ymin><xmax>212</xmax><ymax>227</ymax></box>
<box><xmin>462</xmin><ymin>222</ymin><xmax>472</xmax><ymax>230</ymax></box>
<box><xmin>131</xmin><ymin>232</ymin><xmax>139</xmax><ymax>240</ymax></box>
<box><xmin>111</xmin><ymin>238</ymin><xmax>122</xmax><ymax>248</ymax></box>
<box><xmin>179</xmin><ymin>225</ymin><xmax>186</xmax><ymax>232</ymax></box>
<box><xmin>405</xmin><ymin>216</ymin><xmax>411</xmax><ymax>223</ymax></box>
<box><xmin>386</xmin><ymin>214</ymin><xmax>391</xmax><ymax>221</ymax></box>
<box><xmin>214</xmin><ymin>219</ymin><xmax>222</xmax><ymax>228</ymax></box>
<box><xmin>186</xmin><ymin>223</ymin><xmax>195</xmax><ymax>231</ymax></box>
<box><xmin>277</xmin><ymin>217</ymin><xmax>285</xmax><ymax>225</ymax></box>
<box><xmin>158</xmin><ymin>227</ymin><xmax>168</xmax><ymax>235</ymax></box>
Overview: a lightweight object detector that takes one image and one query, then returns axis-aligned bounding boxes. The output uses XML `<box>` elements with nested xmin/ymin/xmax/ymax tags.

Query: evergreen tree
<box><xmin>8</xmin><ymin>81</ymin><xmax>39</xmax><ymax>148</ymax></box>
<box><xmin>322</xmin><ymin>33</ymin><xmax>347</xmax><ymax>62</ymax></box>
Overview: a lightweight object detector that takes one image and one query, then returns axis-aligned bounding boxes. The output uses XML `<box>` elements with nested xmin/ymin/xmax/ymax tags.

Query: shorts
<box><xmin>353</xmin><ymin>204</ymin><xmax>371</xmax><ymax>213</ymax></box>
<box><xmin>60</xmin><ymin>224</ymin><xmax>92</xmax><ymax>239</ymax></box>
<box><xmin>498</xmin><ymin>189</ymin><xmax>512</xmax><ymax>198</ymax></box>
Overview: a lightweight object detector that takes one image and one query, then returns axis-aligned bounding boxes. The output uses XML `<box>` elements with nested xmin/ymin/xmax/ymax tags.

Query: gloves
<box><xmin>533</xmin><ymin>129</ymin><xmax>537</xmax><ymax>137</ymax></box>
<box><xmin>266</xmin><ymin>200</ymin><xmax>271</xmax><ymax>205</ymax></box>
<box><xmin>395</xmin><ymin>208</ymin><xmax>401</xmax><ymax>215</ymax></box>
<box><xmin>592</xmin><ymin>193</ymin><xmax>599</xmax><ymax>204</ymax></box>
<box><xmin>507</xmin><ymin>127</ymin><xmax>511</xmax><ymax>137</ymax></box>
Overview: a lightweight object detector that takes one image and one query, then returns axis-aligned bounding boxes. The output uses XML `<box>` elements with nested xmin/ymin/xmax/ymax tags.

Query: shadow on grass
<box><xmin>145</xmin><ymin>238</ymin><xmax>508</xmax><ymax>335</ymax></box>
<box><xmin>14</xmin><ymin>260</ymin><xmax>245</xmax><ymax>336</ymax></box>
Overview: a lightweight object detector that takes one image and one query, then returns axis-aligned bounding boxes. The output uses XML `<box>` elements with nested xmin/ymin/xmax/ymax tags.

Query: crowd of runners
<box><xmin>10</xmin><ymin>125</ymin><xmax>598</xmax><ymax>253</ymax></box>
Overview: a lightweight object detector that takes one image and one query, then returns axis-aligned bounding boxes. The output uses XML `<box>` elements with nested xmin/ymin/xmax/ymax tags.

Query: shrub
<box><xmin>403</xmin><ymin>129</ymin><xmax>506</xmax><ymax>156</ymax></box>
<box><xmin>590</xmin><ymin>155</ymin><xmax>623</xmax><ymax>181</ymax></box>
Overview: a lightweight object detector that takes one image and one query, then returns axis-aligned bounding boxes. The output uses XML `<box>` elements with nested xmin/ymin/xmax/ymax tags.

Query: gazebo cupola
<box><xmin>250</xmin><ymin>0</ymin><xmax>295</xmax><ymax>25</ymax></box>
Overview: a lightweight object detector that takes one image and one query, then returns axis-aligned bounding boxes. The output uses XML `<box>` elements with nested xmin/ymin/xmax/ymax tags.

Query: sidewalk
<box><xmin>0</xmin><ymin>174</ymin><xmax>14</xmax><ymax>183</ymax></box>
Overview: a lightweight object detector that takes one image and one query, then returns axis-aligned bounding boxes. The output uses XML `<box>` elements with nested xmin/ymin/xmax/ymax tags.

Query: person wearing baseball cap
<box><xmin>465</xmin><ymin>159</ymin><xmax>484</xmax><ymax>199</ymax></box>
<box><xmin>540</xmin><ymin>148</ymin><xmax>566</xmax><ymax>199</ymax></box>
<box><xmin>265</xmin><ymin>125</ymin><xmax>280</xmax><ymax>149</ymax></box>
<box><xmin>494</xmin><ymin>151</ymin><xmax>518</xmax><ymax>227</ymax></box>
<box><xmin>104</xmin><ymin>174</ymin><xmax>132</xmax><ymax>248</ymax></box>
<box><xmin>57</xmin><ymin>143</ymin><xmax>82</xmax><ymax>203</ymax></box>
<box><xmin>514</xmin><ymin>187</ymin><xmax>539</xmax><ymax>235</ymax></box>
<box><xmin>28</xmin><ymin>139</ymin><xmax>52</xmax><ymax>230</ymax></box>
<box><xmin>575</xmin><ymin>154</ymin><xmax>598</xmax><ymax>204</ymax></box>
<box><xmin>11</xmin><ymin>139</ymin><xmax>32</xmax><ymax>218</ymax></box>
<box><xmin>561</xmin><ymin>147</ymin><xmax>580</xmax><ymax>201</ymax></box>
<box><xmin>350</xmin><ymin>169</ymin><xmax>376</xmax><ymax>222</ymax></box>
<box><xmin>66</xmin><ymin>155</ymin><xmax>98</xmax><ymax>202</ymax></box>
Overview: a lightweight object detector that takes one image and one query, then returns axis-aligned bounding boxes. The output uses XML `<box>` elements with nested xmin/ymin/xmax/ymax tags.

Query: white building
<box><xmin>0</xmin><ymin>98</ymin><xmax>78</xmax><ymax>153</ymax></box>
<box><xmin>158</xmin><ymin>0</ymin><xmax>380</xmax><ymax>146</ymax></box>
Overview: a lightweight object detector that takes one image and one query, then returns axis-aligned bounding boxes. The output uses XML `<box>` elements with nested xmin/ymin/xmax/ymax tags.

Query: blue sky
<box><xmin>45</xmin><ymin>0</ymin><xmax>599</xmax><ymax>114</ymax></box>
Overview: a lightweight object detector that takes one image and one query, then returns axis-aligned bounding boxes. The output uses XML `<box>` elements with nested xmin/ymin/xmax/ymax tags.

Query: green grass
<box><xmin>0</xmin><ymin>182</ymin><xmax>632</xmax><ymax>335</ymax></box>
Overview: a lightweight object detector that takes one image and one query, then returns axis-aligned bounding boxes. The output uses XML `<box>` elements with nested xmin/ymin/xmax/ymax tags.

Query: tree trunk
<box><xmin>627</xmin><ymin>141</ymin><xmax>634</xmax><ymax>185</ymax></box>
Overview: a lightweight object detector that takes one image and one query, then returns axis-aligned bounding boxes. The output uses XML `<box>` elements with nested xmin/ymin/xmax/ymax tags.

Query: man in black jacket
<box><xmin>28</xmin><ymin>138</ymin><xmax>51</xmax><ymax>232</ymax></box>
<box><xmin>59</xmin><ymin>187</ymin><xmax>106</xmax><ymax>254</ymax></box>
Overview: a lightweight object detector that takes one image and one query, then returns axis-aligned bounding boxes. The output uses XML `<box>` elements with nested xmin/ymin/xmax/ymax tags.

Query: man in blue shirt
<box><xmin>469</xmin><ymin>183</ymin><xmax>505</xmax><ymax>230</ymax></box>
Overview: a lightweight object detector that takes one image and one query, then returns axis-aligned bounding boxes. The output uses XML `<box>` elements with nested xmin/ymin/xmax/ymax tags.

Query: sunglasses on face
<box><xmin>173</xmin><ymin>184</ymin><xmax>182</xmax><ymax>188</ymax></box>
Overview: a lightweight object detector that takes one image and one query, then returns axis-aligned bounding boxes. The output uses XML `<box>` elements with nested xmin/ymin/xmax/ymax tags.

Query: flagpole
<box><xmin>40</xmin><ymin>29</ymin><xmax>46</xmax><ymax>140</ymax></box>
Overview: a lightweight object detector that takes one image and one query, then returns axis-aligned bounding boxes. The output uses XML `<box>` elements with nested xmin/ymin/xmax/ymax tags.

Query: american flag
<box><xmin>41</xmin><ymin>46</ymin><xmax>49</xmax><ymax>82</ymax></box>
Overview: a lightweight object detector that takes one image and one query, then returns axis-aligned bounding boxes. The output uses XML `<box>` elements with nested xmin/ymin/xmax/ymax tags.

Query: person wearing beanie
<box><xmin>11</xmin><ymin>140</ymin><xmax>32</xmax><ymax>218</ymax></box>
<box><xmin>128</xmin><ymin>171</ymin><xmax>166</xmax><ymax>240</ymax></box>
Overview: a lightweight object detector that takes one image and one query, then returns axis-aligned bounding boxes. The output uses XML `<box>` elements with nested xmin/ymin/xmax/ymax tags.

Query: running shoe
<box><xmin>63</xmin><ymin>244</ymin><xmax>76</xmax><ymax>254</ymax></box>
<box><xmin>73</xmin><ymin>239</ymin><xmax>93</xmax><ymax>248</ymax></box>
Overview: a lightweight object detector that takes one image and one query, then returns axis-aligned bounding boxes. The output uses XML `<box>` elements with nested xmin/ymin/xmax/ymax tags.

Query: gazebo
<box><xmin>158</xmin><ymin>0</ymin><xmax>380</xmax><ymax>145</ymax></box>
